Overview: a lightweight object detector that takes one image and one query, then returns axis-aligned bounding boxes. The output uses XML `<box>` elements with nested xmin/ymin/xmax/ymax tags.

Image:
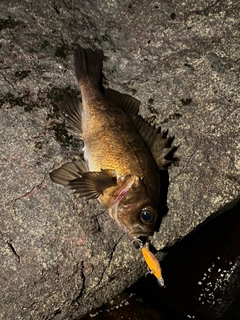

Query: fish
<box><xmin>49</xmin><ymin>45</ymin><xmax>177</xmax><ymax>246</ymax></box>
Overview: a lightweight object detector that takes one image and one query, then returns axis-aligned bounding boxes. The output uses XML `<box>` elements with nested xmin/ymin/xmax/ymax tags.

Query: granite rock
<box><xmin>0</xmin><ymin>0</ymin><xmax>240</xmax><ymax>319</ymax></box>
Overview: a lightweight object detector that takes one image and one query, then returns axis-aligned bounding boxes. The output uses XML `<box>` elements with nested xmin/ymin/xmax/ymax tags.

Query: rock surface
<box><xmin>0</xmin><ymin>0</ymin><xmax>239</xmax><ymax>319</ymax></box>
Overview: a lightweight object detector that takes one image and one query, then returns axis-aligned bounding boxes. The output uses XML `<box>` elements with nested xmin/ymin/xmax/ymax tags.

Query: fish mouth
<box><xmin>128</xmin><ymin>224</ymin><xmax>154</xmax><ymax>238</ymax></box>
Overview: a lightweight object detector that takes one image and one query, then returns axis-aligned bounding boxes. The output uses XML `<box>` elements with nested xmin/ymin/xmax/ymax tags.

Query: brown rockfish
<box><xmin>50</xmin><ymin>45</ymin><xmax>176</xmax><ymax>245</ymax></box>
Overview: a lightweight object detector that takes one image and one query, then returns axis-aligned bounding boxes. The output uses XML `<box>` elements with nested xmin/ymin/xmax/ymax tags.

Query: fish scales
<box><xmin>81</xmin><ymin>96</ymin><xmax>153</xmax><ymax>176</ymax></box>
<box><xmin>50</xmin><ymin>45</ymin><xmax>177</xmax><ymax>241</ymax></box>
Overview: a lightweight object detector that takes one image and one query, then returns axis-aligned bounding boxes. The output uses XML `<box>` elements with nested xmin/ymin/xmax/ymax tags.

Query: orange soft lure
<box><xmin>141</xmin><ymin>247</ymin><xmax>164</xmax><ymax>287</ymax></box>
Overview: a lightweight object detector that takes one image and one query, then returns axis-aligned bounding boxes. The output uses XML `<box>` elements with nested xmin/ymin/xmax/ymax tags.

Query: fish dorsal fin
<box><xmin>105</xmin><ymin>88</ymin><xmax>140</xmax><ymax>119</ymax></box>
<box><xmin>59</xmin><ymin>97</ymin><xmax>82</xmax><ymax>138</ymax></box>
<box><xmin>49</xmin><ymin>161</ymin><xmax>117</xmax><ymax>199</ymax></box>
<box><xmin>148</xmin><ymin>130</ymin><xmax>178</xmax><ymax>169</ymax></box>
<box><xmin>105</xmin><ymin>88</ymin><xmax>177</xmax><ymax>169</ymax></box>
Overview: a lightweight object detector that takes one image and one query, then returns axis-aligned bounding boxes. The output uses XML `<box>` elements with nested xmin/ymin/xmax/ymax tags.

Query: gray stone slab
<box><xmin>0</xmin><ymin>0</ymin><xmax>240</xmax><ymax>319</ymax></box>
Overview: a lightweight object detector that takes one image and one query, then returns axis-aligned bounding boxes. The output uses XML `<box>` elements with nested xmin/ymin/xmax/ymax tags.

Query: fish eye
<box><xmin>139</xmin><ymin>207</ymin><xmax>155</xmax><ymax>224</ymax></box>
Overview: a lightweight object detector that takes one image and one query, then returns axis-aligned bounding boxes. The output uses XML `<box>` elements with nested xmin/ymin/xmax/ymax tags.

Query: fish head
<box><xmin>103</xmin><ymin>174</ymin><xmax>159</xmax><ymax>242</ymax></box>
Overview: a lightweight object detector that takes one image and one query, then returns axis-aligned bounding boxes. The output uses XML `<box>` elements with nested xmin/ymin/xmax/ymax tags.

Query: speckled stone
<box><xmin>0</xmin><ymin>0</ymin><xmax>240</xmax><ymax>319</ymax></box>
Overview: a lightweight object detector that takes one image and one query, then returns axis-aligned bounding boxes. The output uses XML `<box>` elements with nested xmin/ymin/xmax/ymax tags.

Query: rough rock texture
<box><xmin>0</xmin><ymin>0</ymin><xmax>240</xmax><ymax>319</ymax></box>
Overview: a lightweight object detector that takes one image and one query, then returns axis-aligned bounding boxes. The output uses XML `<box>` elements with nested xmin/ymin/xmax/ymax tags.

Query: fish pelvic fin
<box><xmin>50</xmin><ymin>161</ymin><xmax>117</xmax><ymax>199</ymax></box>
<box><xmin>105</xmin><ymin>88</ymin><xmax>177</xmax><ymax>169</ymax></box>
<box><xmin>74</xmin><ymin>44</ymin><xmax>104</xmax><ymax>87</ymax></box>
<box><xmin>58</xmin><ymin>97</ymin><xmax>82</xmax><ymax>138</ymax></box>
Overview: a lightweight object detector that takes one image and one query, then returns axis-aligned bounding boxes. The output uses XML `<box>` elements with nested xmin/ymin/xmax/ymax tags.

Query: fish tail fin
<box><xmin>74</xmin><ymin>44</ymin><xmax>104</xmax><ymax>87</ymax></box>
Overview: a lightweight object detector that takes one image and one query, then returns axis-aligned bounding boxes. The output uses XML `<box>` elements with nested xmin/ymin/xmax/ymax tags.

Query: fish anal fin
<box><xmin>59</xmin><ymin>97</ymin><xmax>82</xmax><ymax>138</ymax></box>
<box><xmin>50</xmin><ymin>161</ymin><xmax>117</xmax><ymax>199</ymax></box>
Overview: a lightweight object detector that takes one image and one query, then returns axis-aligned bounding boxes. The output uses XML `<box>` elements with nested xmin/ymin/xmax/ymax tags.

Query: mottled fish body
<box><xmin>50</xmin><ymin>45</ymin><xmax>176</xmax><ymax>241</ymax></box>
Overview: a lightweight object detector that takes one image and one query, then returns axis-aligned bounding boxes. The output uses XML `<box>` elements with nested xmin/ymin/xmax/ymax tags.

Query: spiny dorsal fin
<box><xmin>49</xmin><ymin>161</ymin><xmax>117</xmax><ymax>199</ymax></box>
<box><xmin>59</xmin><ymin>97</ymin><xmax>82</xmax><ymax>138</ymax></box>
<box><xmin>105</xmin><ymin>88</ymin><xmax>177</xmax><ymax>169</ymax></box>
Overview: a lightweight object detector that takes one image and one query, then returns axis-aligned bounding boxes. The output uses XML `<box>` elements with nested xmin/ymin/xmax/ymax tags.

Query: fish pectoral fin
<box><xmin>49</xmin><ymin>160</ymin><xmax>89</xmax><ymax>186</ymax></box>
<box><xmin>50</xmin><ymin>163</ymin><xmax>117</xmax><ymax>199</ymax></box>
<box><xmin>69</xmin><ymin>169</ymin><xmax>117</xmax><ymax>199</ymax></box>
<box><xmin>59</xmin><ymin>97</ymin><xmax>82</xmax><ymax>138</ymax></box>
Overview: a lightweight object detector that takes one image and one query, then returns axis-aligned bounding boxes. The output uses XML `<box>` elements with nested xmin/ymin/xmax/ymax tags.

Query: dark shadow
<box><xmin>155</xmin><ymin>169</ymin><xmax>170</xmax><ymax>233</ymax></box>
<box><xmin>133</xmin><ymin>200</ymin><xmax>240</xmax><ymax>320</ymax></box>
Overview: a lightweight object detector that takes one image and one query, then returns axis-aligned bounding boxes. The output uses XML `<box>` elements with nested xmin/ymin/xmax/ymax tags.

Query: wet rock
<box><xmin>0</xmin><ymin>0</ymin><xmax>240</xmax><ymax>319</ymax></box>
<box><xmin>116</xmin><ymin>201</ymin><xmax>240</xmax><ymax>320</ymax></box>
<box><xmin>81</xmin><ymin>291</ymin><xmax>162</xmax><ymax>320</ymax></box>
